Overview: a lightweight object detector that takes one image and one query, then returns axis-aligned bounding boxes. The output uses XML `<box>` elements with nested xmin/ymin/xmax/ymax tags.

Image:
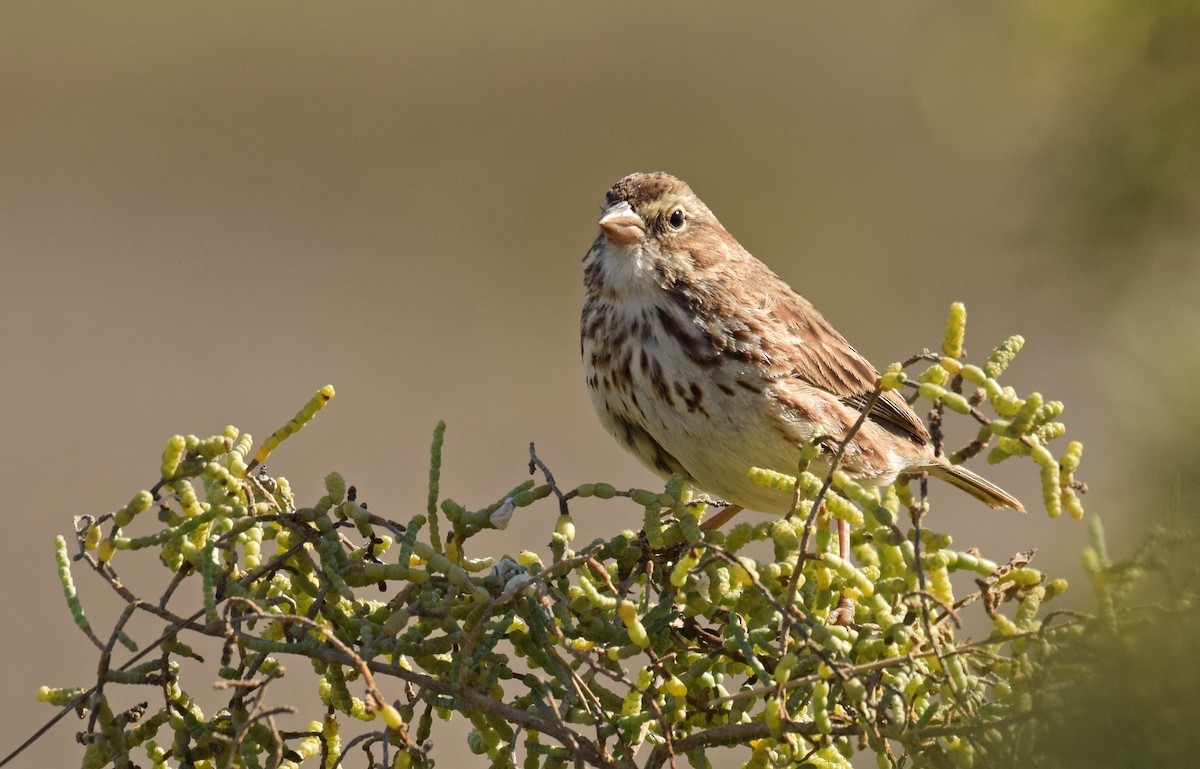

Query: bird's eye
<box><xmin>668</xmin><ymin>209</ymin><xmax>685</xmax><ymax>229</ymax></box>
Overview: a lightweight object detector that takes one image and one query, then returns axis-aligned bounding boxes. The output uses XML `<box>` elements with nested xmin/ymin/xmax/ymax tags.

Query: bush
<box><xmin>27</xmin><ymin>305</ymin><xmax>1117</xmax><ymax>769</ymax></box>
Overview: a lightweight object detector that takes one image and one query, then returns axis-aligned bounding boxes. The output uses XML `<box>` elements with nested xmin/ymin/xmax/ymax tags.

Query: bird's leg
<box><xmin>829</xmin><ymin>517</ymin><xmax>856</xmax><ymax>625</ymax></box>
<box><xmin>700</xmin><ymin>504</ymin><xmax>744</xmax><ymax>531</ymax></box>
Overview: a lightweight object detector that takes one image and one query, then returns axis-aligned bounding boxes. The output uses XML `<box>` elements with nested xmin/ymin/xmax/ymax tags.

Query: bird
<box><xmin>580</xmin><ymin>172</ymin><xmax>1023</xmax><ymax>535</ymax></box>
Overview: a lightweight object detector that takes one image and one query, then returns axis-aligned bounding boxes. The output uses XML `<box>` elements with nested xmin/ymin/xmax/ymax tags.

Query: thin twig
<box><xmin>530</xmin><ymin>442</ymin><xmax>570</xmax><ymax>516</ymax></box>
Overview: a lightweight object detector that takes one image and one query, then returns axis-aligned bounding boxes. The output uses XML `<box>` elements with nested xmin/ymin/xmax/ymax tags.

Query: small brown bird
<box><xmin>581</xmin><ymin>172</ymin><xmax>1023</xmax><ymax>530</ymax></box>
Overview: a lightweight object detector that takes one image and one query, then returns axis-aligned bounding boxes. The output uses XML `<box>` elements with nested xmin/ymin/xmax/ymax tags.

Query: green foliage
<box><xmin>32</xmin><ymin>306</ymin><xmax>1128</xmax><ymax>769</ymax></box>
<box><xmin>981</xmin><ymin>522</ymin><xmax>1200</xmax><ymax>769</ymax></box>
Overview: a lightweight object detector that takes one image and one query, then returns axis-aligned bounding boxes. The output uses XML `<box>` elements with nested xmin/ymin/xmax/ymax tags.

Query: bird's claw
<box><xmin>829</xmin><ymin>596</ymin><xmax>856</xmax><ymax>626</ymax></box>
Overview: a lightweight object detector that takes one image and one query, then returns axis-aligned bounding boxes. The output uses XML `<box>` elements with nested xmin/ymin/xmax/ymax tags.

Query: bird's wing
<box><xmin>759</xmin><ymin>277</ymin><xmax>931</xmax><ymax>445</ymax></box>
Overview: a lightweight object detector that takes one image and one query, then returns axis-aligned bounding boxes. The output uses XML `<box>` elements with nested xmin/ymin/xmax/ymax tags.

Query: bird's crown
<box><xmin>605</xmin><ymin>172</ymin><xmax>694</xmax><ymax>210</ymax></box>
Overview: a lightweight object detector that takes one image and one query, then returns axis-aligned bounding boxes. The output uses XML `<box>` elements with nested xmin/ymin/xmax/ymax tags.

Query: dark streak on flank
<box><xmin>683</xmin><ymin>382</ymin><xmax>707</xmax><ymax>415</ymax></box>
<box><xmin>736</xmin><ymin>378</ymin><xmax>761</xmax><ymax>394</ymax></box>
<box><xmin>648</xmin><ymin>356</ymin><xmax>674</xmax><ymax>406</ymax></box>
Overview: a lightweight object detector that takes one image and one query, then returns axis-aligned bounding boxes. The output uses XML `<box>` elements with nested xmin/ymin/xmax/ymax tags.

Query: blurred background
<box><xmin>2</xmin><ymin>3</ymin><xmax>1197</xmax><ymax>767</ymax></box>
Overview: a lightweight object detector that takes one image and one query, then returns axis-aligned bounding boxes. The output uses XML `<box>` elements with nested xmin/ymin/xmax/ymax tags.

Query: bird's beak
<box><xmin>598</xmin><ymin>201</ymin><xmax>646</xmax><ymax>246</ymax></box>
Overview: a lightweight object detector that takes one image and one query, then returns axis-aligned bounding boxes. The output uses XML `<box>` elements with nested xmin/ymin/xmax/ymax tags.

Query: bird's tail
<box><xmin>922</xmin><ymin>461</ymin><xmax>1025</xmax><ymax>513</ymax></box>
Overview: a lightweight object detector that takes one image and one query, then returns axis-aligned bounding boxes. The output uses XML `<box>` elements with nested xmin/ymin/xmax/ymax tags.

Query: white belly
<box><xmin>584</xmin><ymin>311</ymin><xmax>810</xmax><ymax>516</ymax></box>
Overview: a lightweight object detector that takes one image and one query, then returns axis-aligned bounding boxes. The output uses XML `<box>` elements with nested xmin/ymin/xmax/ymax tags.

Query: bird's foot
<box><xmin>700</xmin><ymin>504</ymin><xmax>744</xmax><ymax>531</ymax></box>
<box><xmin>829</xmin><ymin>595</ymin><xmax>856</xmax><ymax>626</ymax></box>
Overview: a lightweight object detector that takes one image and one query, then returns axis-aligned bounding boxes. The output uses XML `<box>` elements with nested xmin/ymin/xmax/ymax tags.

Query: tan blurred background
<box><xmin>2</xmin><ymin>3</ymin><xmax>1197</xmax><ymax>767</ymax></box>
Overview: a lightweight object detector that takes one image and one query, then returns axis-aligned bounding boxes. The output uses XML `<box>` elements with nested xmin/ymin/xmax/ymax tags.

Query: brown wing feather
<box><xmin>758</xmin><ymin>272</ymin><xmax>931</xmax><ymax>445</ymax></box>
